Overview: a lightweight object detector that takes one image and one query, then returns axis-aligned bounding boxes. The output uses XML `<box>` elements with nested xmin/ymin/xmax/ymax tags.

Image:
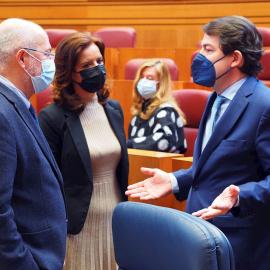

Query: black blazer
<box><xmin>38</xmin><ymin>98</ymin><xmax>129</xmax><ymax>234</ymax></box>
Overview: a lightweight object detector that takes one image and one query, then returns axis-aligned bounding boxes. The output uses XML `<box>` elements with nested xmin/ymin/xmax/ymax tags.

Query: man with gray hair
<box><xmin>0</xmin><ymin>18</ymin><xmax>67</xmax><ymax>269</ymax></box>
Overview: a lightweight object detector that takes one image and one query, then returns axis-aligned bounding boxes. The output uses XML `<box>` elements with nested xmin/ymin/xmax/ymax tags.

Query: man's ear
<box><xmin>16</xmin><ymin>49</ymin><xmax>26</xmax><ymax>69</ymax></box>
<box><xmin>231</xmin><ymin>50</ymin><xmax>244</xmax><ymax>68</ymax></box>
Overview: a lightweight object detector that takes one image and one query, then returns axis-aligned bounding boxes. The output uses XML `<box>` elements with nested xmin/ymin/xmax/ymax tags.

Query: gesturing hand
<box><xmin>192</xmin><ymin>185</ymin><xmax>240</xmax><ymax>220</ymax></box>
<box><xmin>125</xmin><ymin>167</ymin><xmax>172</xmax><ymax>200</ymax></box>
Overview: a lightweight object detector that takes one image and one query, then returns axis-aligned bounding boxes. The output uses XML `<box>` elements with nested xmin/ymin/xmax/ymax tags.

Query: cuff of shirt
<box><xmin>169</xmin><ymin>173</ymin><xmax>179</xmax><ymax>193</ymax></box>
<box><xmin>234</xmin><ymin>196</ymin><xmax>240</xmax><ymax>207</ymax></box>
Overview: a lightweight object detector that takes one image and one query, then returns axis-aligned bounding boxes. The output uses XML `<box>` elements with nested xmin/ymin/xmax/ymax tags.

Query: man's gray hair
<box><xmin>0</xmin><ymin>18</ymin><xmax>46</xmax><ymax>66</ymax></box>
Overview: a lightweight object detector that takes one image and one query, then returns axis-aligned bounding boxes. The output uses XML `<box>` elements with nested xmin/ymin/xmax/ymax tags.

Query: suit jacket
<box><xmin>38</xmin><ymin>98</ymin><xmax>129</xmax><ymax>235</ymax></box>
<box><xmin>0</xmin><ymin>81</ymin><xmax>67</xmax><ymax>270</ymax></box>
<box><xmin>173</xmin><ymin>77</ymin><xmax>270</xmax><ymax>270</ymax></box>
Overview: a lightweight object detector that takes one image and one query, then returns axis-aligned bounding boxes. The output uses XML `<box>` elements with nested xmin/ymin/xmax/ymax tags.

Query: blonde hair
<box><xmin>130</xmin><ymin>59</ymin><xmax>186</xmax><ymax>125</ymax></box>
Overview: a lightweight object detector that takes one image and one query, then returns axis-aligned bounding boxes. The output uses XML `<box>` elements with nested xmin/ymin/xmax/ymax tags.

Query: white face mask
<box><xmin>24</xmin><ymin>52</ymin><xmax>55</xmax><ymax>94</ymax></box>
<box><xmin>137</xmin><ymin>78</ymin><xmax>158</xmax><ymax>99</ymax></box>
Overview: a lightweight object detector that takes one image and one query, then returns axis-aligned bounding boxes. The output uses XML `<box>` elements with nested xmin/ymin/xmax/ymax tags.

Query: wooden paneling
<box><xmin>107</xmin><ymin>47</ymin><xmax>198</xmax><ymax>81</ymax></box>
<box><xmin>1</xmin><ymin>1</ymin><xmax>270</xmax><ymax>48</ymax></box>
<box><xmin>128</xmin><ymin>148</ymin><xmax>186</xmax><ymax>211</ymax></box>
<box><xmin>109</xmin><ymin>79</ymin><xmax>133</xmax><ymax>135</ymax></box>
<box><xmin>172</xmin><ymin>156</ymin><xmax>193</xmax><ymax>171</ymax></box>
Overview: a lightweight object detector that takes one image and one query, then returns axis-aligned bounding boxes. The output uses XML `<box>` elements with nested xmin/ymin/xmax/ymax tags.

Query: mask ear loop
<box><xmin>211</xmin><ymin>53</ymin><xmax>234</xmax><ymax>80</ymax></box>
<box><xmin>23</xmin><ymin>51</ymin><xmax>42</xmax><ymax>78</ymax></box>
<box><xmin>24</xmin><ymin>50</ymin><xmax>42</xmax><ymax>63</ymax></box>
<box><xmin>211</xmin><ymin>54</ymin><xmax>228</xmax><ymax>65</ymax></box>
<box><xmin>216</xmin><ymin>67</ymin><xmax>234</xmax><ymax>80</ymax></box>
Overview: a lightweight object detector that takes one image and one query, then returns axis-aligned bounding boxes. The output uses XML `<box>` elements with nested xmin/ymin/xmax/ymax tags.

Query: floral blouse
<box><xmin>127</xmin><ymin>103</ymin><xmax>187</xmax><ymax>153</ymax></box>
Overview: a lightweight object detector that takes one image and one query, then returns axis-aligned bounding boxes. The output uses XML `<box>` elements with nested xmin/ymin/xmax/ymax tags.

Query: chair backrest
<box><xmin>35</xmin><ymin>85</ymin><xmax>53</xmax><ymax>115</ymax></box>
<box><xmin>257</xmin><ymin>26</ymin><xmax>270</xmax><ymax>47</ymax></box>
<box><xmin>257</xmin><ymin>50</ymin><xmax>270</xmax><ymax>82</ymax></box>
<box><xmin>125</xmin><ymin>58</ymin><xmax>179</xmax><ymax>81</ymax></box>
<box><xmin>190</xmin><ymin>49</ymin><xmax>200</xmax><ymax>81</ymax></box>
<box><xmin>172</xmin><ymin>89</ymin><xmax>211</xmax><ymax>156</ymax></box>
<box><xmin>92</xmin><ymin>27</ymin><xmax>136</xmax><ymax>48</ymax></box>
<box><xmin>112</xmin><ymin>201</ymin><xmax>235</xmax><ymax>270</ymax></box>
<box><xmin>45</xmin><ymin>29</ymin><xmax>78</xmax><ymax>47</ymax></box>
<box><xmin>196</xmin><ymin>39</ymin><xmax>202</xmax><ymax>48</ymax></box>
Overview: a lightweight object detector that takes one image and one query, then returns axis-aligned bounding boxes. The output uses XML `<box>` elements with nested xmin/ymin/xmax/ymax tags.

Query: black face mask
<box><xmin>74</xmin><ymin>64</ymin><xmax>106</xmax><ymax>93</ymax></box>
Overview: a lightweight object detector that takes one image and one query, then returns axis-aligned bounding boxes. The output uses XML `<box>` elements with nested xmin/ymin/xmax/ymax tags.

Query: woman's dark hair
<box><xmin>52</xmin><ymin>31</ymin><xmax>109</xmax><ymax>114</ymax></box>
<box><xmin>202</xmin><ymin>15</ymin><xmax>263</xmax><ymax>77</ymax></box>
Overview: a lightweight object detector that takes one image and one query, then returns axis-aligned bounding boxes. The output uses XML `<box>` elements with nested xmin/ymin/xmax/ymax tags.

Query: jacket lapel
<box><xmin>193</xmin><ymin>91</ymin><xmax>215</xmax><ymax>164</ymax></box>
<box><xmin>103</xmin><ymin>102</ymin><xmax>126</xmax><ymax>150</ymax></box>
<box><xmin>194</xmin><ymin>77</ymin><xmax>257</xmax><ymax>178</ymax></box>
<box><xmin>64</xmin><ymin>109</ymin><xmax>93</xmax><ymax>181</ymax></box>
<box><xmin>0</xmin><ymin>84</ymin><xmax>63</xmax><ymax>183</ymax></box>
<box><xmin>64</xmin><ymin>101</ymin><xmax>126</xmax><ymax>183</ymax></box>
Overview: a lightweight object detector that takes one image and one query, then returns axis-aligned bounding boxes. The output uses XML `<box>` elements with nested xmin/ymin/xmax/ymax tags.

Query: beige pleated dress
<box><xmin>63</xmin><ymin>96</ymin><xmax>122</xmax><ymax>270</ymax></box>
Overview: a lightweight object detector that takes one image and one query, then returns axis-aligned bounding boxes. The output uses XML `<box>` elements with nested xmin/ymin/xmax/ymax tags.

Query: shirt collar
<box><xmin>0</xmin><ymin>75</ymin><xmax>30</xmax><ymax>108</ymax></box>
<box><xmin>219</xmin><ymin>76</ymin><xmax>248</xmax><ymax>100</ymax></box>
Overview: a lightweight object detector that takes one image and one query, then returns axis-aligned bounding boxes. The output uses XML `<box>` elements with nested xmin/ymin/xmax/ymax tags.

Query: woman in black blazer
<box><xmin>38</xmin><ymin>32</ymin><xmax>128</xmax><ymax>270</ymax></box>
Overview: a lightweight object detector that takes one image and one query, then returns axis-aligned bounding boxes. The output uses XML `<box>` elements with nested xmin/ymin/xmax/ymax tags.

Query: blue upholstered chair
<box><xmin>112</xmin><ymin>201</ymin><xmax>235</xmax><ymax>270</ymax></box>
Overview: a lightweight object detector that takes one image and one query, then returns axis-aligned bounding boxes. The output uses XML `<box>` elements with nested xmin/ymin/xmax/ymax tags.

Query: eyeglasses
<box><xmin>23</xmin><ymin>47</ymin><xmax>55</xmax><ymax>59</ymax></box>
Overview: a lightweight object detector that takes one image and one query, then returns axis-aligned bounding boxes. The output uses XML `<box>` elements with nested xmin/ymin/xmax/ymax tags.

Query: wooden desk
<box><xmin>172</xmin><ymin>156</ymin><xmax>193</xmax><ymax>171</ymax></box>
<box><xmin>128</xmin><ymin>148</ymin><xmax>186</xmax><ymax>211</ymax></box>
<box><xmin>170</xmin><ymin>156</ymin><xmax>194</xmax><ymax>211</ymax></box>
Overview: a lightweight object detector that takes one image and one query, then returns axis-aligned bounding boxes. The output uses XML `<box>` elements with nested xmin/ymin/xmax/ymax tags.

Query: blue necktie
<box><xmin>210</xmin><ymin>95</ymin><xmax>227</xmax><ymax>133</ymax></box>
<box><xmin>29</xmin><ymin>104</ymin><xmax>39</xmax><ymax>127</ymax></box>
<box><xmin>202</xmin><ymin>95</ymin><xmax>227</xmax><ymax>151</ymax></box>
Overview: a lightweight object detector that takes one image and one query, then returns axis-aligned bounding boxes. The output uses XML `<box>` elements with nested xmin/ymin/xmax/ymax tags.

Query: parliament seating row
<box><xmin>45</xmin><ymin>27</ymin><xmax>270</xmax><ymax>84</ymax></box>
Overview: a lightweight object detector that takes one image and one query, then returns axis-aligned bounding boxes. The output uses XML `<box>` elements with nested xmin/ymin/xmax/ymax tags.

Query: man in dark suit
<box><xmin>126</xmin><ymin>16</ymin><xmax>270</xmax><ymax>270</ymax></box>
<box><xmin>0</xmin><ymin>18</ymin><xmax>67</xmax><ymax>269</ymax></box>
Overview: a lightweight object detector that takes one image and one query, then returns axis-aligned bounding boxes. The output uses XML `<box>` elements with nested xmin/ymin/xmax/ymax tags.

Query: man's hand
<box><xmin>192</xmin><ymin>185</ymin><xmax>240</xmax><ymax>220</ymax></box>
<box><xmin>125</xmin><ymin>167</ymin><xmax>172</xmax><ymax>200</ymax></box>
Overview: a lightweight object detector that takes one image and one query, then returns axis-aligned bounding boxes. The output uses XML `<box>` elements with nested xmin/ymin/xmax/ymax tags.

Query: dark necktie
<box><xmin>29</xmin><ymin>104</ymin><xmax>39</xmax><ymax>127</ymax></box>
<box><xmin>202</xmin><ymin>95</ymin><xmax>227</xmax><ymax>151</ymax></box>
<box><xmin>211</xmin><ymin>95</ymin><xmax>227</xmax><ymax>133</ymax></box>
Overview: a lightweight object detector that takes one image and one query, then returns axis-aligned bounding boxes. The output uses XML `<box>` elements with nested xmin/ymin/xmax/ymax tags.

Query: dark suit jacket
<box><xmin>173</xmin><ymin>77</ymin><xmax>270</xmax><ymax>270</ymax></box>
<box><xmin>0</xmin><ymin>81</ymin><xmax>67</xmax><ymax>269</ymax></box>
<box><xmin>38</xmin><ymin>98</ymin><xmax>129</xmax><ymax>234</ymax></box>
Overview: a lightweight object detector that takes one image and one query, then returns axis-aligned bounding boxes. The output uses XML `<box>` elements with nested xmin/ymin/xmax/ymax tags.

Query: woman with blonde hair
<box><xmin>127</xmin><ymin>59</ymin><xmax>187</xmax><ymax>153</ymax></box>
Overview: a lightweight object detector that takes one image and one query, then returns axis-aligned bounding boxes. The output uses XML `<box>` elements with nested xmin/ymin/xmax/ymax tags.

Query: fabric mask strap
<box><xmin>216</xmin><ymin>67</ymin><xmax>234</xmax><ymax>80</ymax></box>
<box><xmin>212</xmin><ymin>54</ymin><xmax>228</xmax><ymax>65</ymax></box>
<box><xmin>212</xmin><ymin>53</ymin><xmax>234</xmax><ymax>81</ymax></box>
